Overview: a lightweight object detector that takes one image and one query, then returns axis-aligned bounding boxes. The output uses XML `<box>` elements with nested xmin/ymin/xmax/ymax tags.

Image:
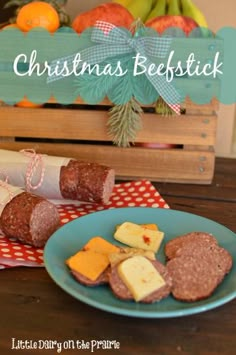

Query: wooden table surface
<box><xmin>0</xmin><ymin>157</ymin><xmax>236</xmax><ymax>355</ymax></box>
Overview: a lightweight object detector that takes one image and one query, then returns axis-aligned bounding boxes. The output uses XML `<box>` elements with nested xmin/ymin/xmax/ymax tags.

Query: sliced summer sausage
<box><xmin>175</xmin><ymin>241</ymin><xmax>233</xmax><ymax>278</ymax></box>
<box><xmin>166</xmin><ymin>239</ymin><xmax>233</xmax><ymax>302</ymax></box>
<box><xmin>60</xmin><ymin>160</ymin><xmax>115</xmax><ymax>204</ymax></box>
<box><xmin>167</xmin><ymin>255</ymin><xmax>220</xmax><ymax>302</ymax></box>
<box><xmin>71</xmin><ymin>268</ymin><xmax>110</xmax><ymax>287</ymax></box>
<box><xmin>0</xmin><ymin>192</ymin><xmax>60</xmax><ymax>247</ymax></box>
<box><xmin>109</xmin><ymin>258</ymin><xmax>173</xmax><ymax>303</ymax></box>
<box><xmin>165</xmin><ymin>232</ymin><xmax>218</xmax><ymax>260</ymax></box>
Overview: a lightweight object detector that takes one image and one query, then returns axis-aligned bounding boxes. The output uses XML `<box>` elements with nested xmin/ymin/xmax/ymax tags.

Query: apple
<box><xmin>145</xmin><ymin>15</ymin><xmax>199</xmax><ymax>36</ymax></box>
<box><xmin>135</xmin><ymin>143</ymin><xmax>178</xmax><ymax>149</ymax></box>
<box><xmin>72</xmin><ymin>3</ymin><xmax>134</xmax><ymax>34</ymax></box>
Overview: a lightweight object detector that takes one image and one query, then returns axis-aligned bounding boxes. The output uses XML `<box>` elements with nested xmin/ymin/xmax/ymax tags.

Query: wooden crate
<box><xmin>0</xmin><ymin>97</ymin><xmax>218</xmax><ymax>184</ymax></box>
<box><xmin>0</xmin><ymin>30</ymin><xmax>222</xmax><ymax>183</ymax></box>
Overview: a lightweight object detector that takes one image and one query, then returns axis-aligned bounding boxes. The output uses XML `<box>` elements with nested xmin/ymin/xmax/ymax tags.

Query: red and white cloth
<box><xmin>0</xmin><ymin>180</ymin><xmax>169</xmax><ymax>269</ymax></box>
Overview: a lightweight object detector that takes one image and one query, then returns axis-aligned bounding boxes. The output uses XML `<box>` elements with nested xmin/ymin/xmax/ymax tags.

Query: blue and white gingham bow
<box><xmin>48</xmin><ymin>21</ymin><xmax>180</xmax><ymax>114</ymax></box>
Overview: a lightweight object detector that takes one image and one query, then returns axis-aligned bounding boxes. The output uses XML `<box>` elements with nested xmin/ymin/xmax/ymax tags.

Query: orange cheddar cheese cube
<box><xmin>83</xmin><ymin>236</ymin><xmax>119</xmax><ymax>254</ymax></box>
<box><xmin>66</xmin><ymin>250</ymin><xmax>109</xmax><ymax>281</ymax></box>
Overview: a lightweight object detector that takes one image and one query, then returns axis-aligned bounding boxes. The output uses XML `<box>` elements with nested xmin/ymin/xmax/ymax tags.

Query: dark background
<box><xmin>0</xmin><ymin>0</ymin><xmax>16</xmax><ymax>24</ymax></box>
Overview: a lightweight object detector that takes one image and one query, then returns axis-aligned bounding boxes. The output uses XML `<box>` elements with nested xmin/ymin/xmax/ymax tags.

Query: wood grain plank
<box><xmin>0</xmin><ymin>141</ymin><xmax>215</xmax><ymax>184</ymax></box>
<box><xmin>0</xmin><ymin>106</ymin><xmax>217</xmax><ymax>145</ymax></box>
<box><xmin>161</xmin><ymin>196</ymin><xmax>236</xmax><ymax>233</ymax></box>
<box><xmin>154</xmin><ymin>157</ymin><xmax>236</xmax><ymax>202</ymax></box>
<box><xmin>48</xmin><ymin>96</ymin><xmax>219</xmax><ymax>113</ymax></box>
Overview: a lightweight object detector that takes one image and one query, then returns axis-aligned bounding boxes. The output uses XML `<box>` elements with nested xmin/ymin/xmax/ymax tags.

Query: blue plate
<box><xmin>44</xmin><ymin>207</ymin><xmax>236</xmax><ymax>318</ymax></box>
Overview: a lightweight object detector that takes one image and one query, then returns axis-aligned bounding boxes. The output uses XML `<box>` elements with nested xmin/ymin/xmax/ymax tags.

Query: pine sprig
<box><xmin>155</xmin><ymin>97</ymin><xmax>174</xmax><ymax>116</ymax></box>
<box><xmin>107</xmin><ymin>98</ymin><xmax>143</xmax><ymax>148</ymax></box>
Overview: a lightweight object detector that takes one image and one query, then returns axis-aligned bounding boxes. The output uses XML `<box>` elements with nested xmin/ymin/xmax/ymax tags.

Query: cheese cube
<box><xmin>66</xmin><ymin>250</ymin><xmax>109</xmax><ymax>281</ymax></box>
<box><xmin>114</xmin><ymin>222</ymin><xmax>164</xmax><ymax>252</ymax></box>
<box><xmin>115</xmin><ymin>223</ymin><xmax>158</xmax><ymax>231</ymax></box>
<box><xmin>118</xmin><ymin>256</ymin><xmax>166</xmax><ymax>301</ymax></box>
<box><xmin>108</xmin><ymin>248</ymin><xmax>156</xmax><ymax>267</ymax></box>
<box><xmin>83</xmin><ymin>236</ymin><xmax>119</xmax><ymax>254</ymax></box>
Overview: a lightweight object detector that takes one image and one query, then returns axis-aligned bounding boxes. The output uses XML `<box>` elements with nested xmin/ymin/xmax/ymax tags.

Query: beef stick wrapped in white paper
<box><xmin>0</xmin><ymin>178</ymin><xmax>60</xmax><ymax>247</ymax></box>
<box><xmin>0</xmin><ymin>149</ymin><xmax>115</xmax><ymax>203</ymax></box>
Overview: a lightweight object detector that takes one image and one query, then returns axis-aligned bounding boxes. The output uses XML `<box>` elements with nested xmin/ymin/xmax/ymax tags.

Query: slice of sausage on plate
<box><xmin>175</xmin><ymin>241</ymin><xmax>233</xmax><ymax>280</ymax></box>
<box><xmin>167</xmin><ymin>243</ymin><xmax>233</xmax><ymax>303</ymax></box>
<box><xmin>165</xmin><ymin>232</ymin><xmax>218</xmax><ymax>260</ymax></box>
<box><xmin>167</xmin><ymin>255</ymin><xmax>222</xmax><ymax>302</ymax></box>
<box><xmin>71</xmin><ymin>268</ymin><xmax>110</xmax><ymax>287</ymax></box>
<box><xmin>109</xmin><ymin>259</ymin><xmax>172</xmax><ymax>303</ymax></box>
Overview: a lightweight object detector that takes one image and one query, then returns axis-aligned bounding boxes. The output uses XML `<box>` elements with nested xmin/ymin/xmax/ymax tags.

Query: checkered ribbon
<box><xmin>48</xmin><ymin>21</ymin><xmax>180</xmax><ymax>114</ymax></box>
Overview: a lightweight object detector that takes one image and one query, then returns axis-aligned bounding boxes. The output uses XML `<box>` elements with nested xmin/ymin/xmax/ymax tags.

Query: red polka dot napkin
<box><xmin>0</xmin><ymin>180</ymin><xmax>169</xmax><ymax>269</ymax></box>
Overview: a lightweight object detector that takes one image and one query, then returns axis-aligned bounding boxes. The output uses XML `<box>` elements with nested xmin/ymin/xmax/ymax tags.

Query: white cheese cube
<box><xmin>118</xmin><ymin>255</ymin><xmax>166</xmax><ymax>302</ymax></box>
<box><xmin>114</xmin><ymin>222</ymin><xmax>164</xmax><ymax>252</ymax></box>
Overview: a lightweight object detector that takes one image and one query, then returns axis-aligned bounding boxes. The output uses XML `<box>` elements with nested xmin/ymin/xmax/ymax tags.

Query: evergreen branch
<box><xmin>107</xmin><ymin>98</ymin><xmax>143</xmax><ymax>148</ymax></box>
<box><xmin>155</xmin><ymin>97</ymin><xmax>174</xmax><ymax>116</ymax></box>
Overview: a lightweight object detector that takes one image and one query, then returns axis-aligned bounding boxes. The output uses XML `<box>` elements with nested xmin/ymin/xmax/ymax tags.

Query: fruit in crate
<box><xmin>167</xmin><ymin>0</ymin><xmax>181</xmax><ymax>16</ymax></box>
<box><xmin>72</xmin><ymin>3</ymin><xmax>134</xmax><ymax>34</ymax></box>
<box><xmin>112</xmin><ymin>0</ymin><xmax>132</xmax><ymax>6</ymax></box>
<box><xmin>181</xmin><ymin>0</ymin><xmax>208</xmax><ymax>28</ymax></box>
<box><xmin>16</xmin><ymin>1</ymin><xmax>60</xmax><ymax>32</ymax></box>
<box><xmin>15</xmin><ymin>97</ymin><xmax>43</xmax><ymax>108</ymax></box>
<box><xmin>146</xmin><ymin>0</ymin><xmax>167</xmax><ymax>22</ymax></box>
<box><xmin>4</xmin><ymin>0</ymin><xmax>70</xmax><ymax>27</ymax></box>
<box><xmin>126</xmin><ymin>0</ymin><xmax>153</xmax><ymax>22</ymax></box>
<box><xmin>115</xmin><ymin>0</ymin><xmax>208</xmax><ymax>30</ymax></box>
<box><xmin>145</xmin><ymin>14</ymin><xmax>198</xmax><ymax>35</ymax></box>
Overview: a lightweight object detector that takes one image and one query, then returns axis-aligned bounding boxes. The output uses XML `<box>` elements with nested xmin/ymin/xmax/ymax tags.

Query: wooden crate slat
<box><xmin>48</xmin><ymin>96</ymin><xmax>219</xmax><ymax>114</ymax></box>
<box><xmin>0</xmin><ymin>141</ymin><xmax>214</xmax><ymax>184</ymax></box>
<box><xmin>49</xmin><ymin>96</ymin><xmax>218</xmax><ymax>113</ymax></box>
<box><xmin>0</xmin><ymin>106</ymin><xmax>217</xmax><ymax>146</ymax></box>
<box><xmin>184</xmin><ymin>97</ymin><xmax>219</xmax><ymax>114</ymax></box>
<box><xmin>139</xmin><ymin>113</ymin><xmax>217</xmax><ymax>145</ymax></box>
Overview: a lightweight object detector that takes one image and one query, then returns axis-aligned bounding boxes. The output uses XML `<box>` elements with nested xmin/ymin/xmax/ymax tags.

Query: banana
<box><xmin>112</xmin><ymin>0</ymin><xmax>132</xmax><ymax>7</ymax></box>
<box><xmin>167</xmin><ymin>0</ymin><xmax>181</xmax><ymax>16</ymax></box>
<box><xmin>151</xmin><ymin>0</ymin><xmax>158</xmax><ymax>9</ymax></box>
<box><xmin>127</xmin><ymin>0</ymin><xmax>153</xmax><ymax>22</ymax></box>
<box><xmin>146</xmin><ymin>0</ymin><xmax>167</xmax><ymax>22</ymax></box>
<box><xmin>180</xmin><ymin>0</ymin><xmax>208</xmax><ymax>28</ymax></box>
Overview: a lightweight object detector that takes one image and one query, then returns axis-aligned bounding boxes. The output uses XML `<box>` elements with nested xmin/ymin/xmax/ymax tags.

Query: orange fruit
<box><xmin>16</xmin><ymin>1</ymin><xmax>60</xmax><ymax>33</ymax></box>
<box><xmin>15</xmin><ymin>97</ymin><xmax>43</xmax><ymax>108</ymax></box>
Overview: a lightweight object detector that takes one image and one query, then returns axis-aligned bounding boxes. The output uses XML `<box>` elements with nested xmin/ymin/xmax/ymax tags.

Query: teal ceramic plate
<box><xmin>44</xmin><ymin>207</ymin><xmax>236</xmax><ymax>318</ymax></box>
